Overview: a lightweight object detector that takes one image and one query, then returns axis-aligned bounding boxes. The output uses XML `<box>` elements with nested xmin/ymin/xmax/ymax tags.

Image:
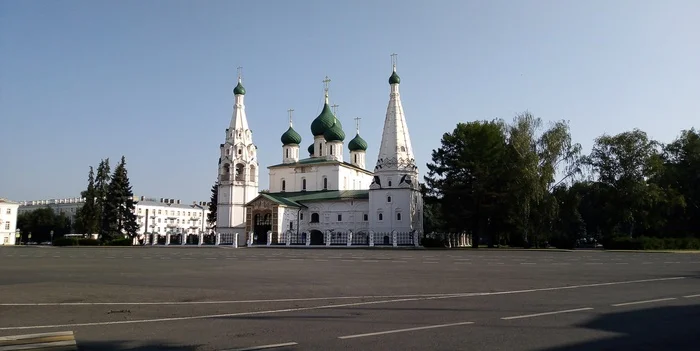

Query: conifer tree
<box><xmin>207</xmin><ymin>181</ymin><xmax>218</xmax><ymax>229</ymax></box>
<box><xmin>95</xmin><ymin>158</ymin><xmax>111</xmax><ymax>237</ymax></box>
<box><xmin>104</xmin><ymin>156</ymin><xmax>138</xmax><ymax>240</ymax></box>
<box><xmin>75</xmin><ymin>166</ymin><xmax>99</xmax><ymax>235</ymax></box>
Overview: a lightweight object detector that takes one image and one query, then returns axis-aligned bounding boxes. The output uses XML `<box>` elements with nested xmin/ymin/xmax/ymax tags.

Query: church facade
<box><xmin>216</xmin><ymin>59</ymin><xmax>423</xmax><ymax>247</ymax></box>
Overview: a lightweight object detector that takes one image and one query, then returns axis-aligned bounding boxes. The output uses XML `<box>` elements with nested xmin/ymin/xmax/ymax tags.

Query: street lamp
<box><xmin>15</xmin><ymin>229</ymin><xmax>20</xmax><ymax>245</ymax></box>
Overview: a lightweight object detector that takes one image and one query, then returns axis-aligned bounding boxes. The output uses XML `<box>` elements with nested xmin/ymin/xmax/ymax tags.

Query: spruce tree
<box><xmin>207</xmin><ymin>181</ymin><xmax>218</xmax><ymax>229</ymax></box>
<box><xmin>76</xmin><ymin>166</ymin><xmax>99</xmax><ymax>235</ymax></box>
<box><xmin>104</xmin><ymin>156</ymin><xmax>138</xmax><ymax>240</ymax></box>
<box><xmin>95</xmin><ymin>158</ymin><xmax>111</xmax><ymax>237</ymax></box>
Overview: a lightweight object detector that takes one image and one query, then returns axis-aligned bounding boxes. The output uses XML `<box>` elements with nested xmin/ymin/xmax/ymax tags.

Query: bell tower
<box><xmin>217</xmin><ymin>67</ymin><xmax>259</xmax><ymax>244</ymax></box>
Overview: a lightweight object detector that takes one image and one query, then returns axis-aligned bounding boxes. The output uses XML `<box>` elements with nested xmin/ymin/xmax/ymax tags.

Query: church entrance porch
<box><xmin>309</xmin><ymin>230</ymin><xmax>324</xmax><ymax>245</ymax></box>
<box><xmin>253</xmin><ymin>213</ymin><xmax>272</xmax><ymax>245</ymax></box>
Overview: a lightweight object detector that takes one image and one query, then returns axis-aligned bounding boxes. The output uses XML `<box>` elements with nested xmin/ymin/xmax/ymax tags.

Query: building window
<box><xmin>323</xmin><ymin>177</ymin><xmax>328</xmax><ymax>190</ymax></box>
<box><xmin>300</xmin><ymin>213</ymin><xmax>304</xmax><ymax>220</ymax></box>
<box><xmin>354</xmin><ymin>154</ymin><xmax>357</xmax><ymax>163</ymax></box>
<box><xmin>4</xmin><ymin>222</ymin><xmax>9</xmax><ymax>230</ymax></box>
<box><xmin>158</xmin><ymin>218</ymin><xmax>162</xmax><ymax>223</ymax></box>
<box><xmin>378</xmin><ymin>213</ymin><xmax>383</xmax><ymax>221</ymax></box>
<box><xmin>388</xmin><ymin>180</ymin><xmax>392</xmax><ymax>186</ymax></box>
<box><xmin>158</xmin><ymin>210</ymin><xmax>161</xmax><ymax>214</ymax></box>
<box><xmin>311</xmin><ymin>213</ymin><xmax>320</xmax><ymax>223</ymax></box>
<box><xmin>318</xmin><ymin>144</ymin><xmax>322</xmax><ymax>156</ymax></box>
<box><xmin>282</xmin><ymin>179</ymin><xmax>286</xmax><ymax>192</ymax></box>
<box><xmin>238</xmin><ymin>149</ymin><xmax>242</xmax><ymax>155</ymax></box>
<box><xmin>363</xmin><ymin>214</ymin><xmax>368</xmax><ymax>221</ymax></box>
<box><xmin>337</xmin><ymin>214</ymin><xmax>342</xmax><ymax>221</ymax></box>
<box><xmin>138</xmin><ymin>208</ymin><xmax>142</xmax><ymax>213</ymax></box>
<box><xmin>6</xmin><ymin>208</ymin><xmax>10</xmax><ymax>214</ymax></box>
<box><xmin>250</xmin><ymin>165</ymin><xmax>256</xmax><ymax>182</ymax></box>
<box><xmin>396</xmin><ymin>213</ymin><xmax>402</xmax><ymax>221</ymax></box>
<box><xmin>387</xmin><ymin>196</ymin><xmax>392</xmax><ymax>203</ymax></box>
<box><xmin>289</xmin><ymin>222</ymin><xmax>293</xmax><ymax>230</ymax></box>
<box><xmin>329</xmin><ymin>146</ymin><xmax>333</xmax><ymax>155</ymax></box>
<box><xmin>302</xmin><ymin>178</ymin><xmax>307</xmax><ymax>191</ymax></box>
<box><xmin>177</xmin><ymin>211</ymin><xmax>180</xmax><ymax>215</ymax></box>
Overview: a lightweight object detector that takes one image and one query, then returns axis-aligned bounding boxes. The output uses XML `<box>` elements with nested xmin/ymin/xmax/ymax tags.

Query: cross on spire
<box><xmin>390</xmin><ymin>53</ymin><xmax>398</xmax><ymax>71</ymax></box>
<box><xmin>354</xmin><ymin>117</ymin><xmax>362</xmax><ymax>134</ymax></box>
<box><xmin>237</xmin><ymin>66</ymin><xmax>243</xmax><ymax>82</ymax></box>
<box><xmin>287</xmin><ymin>109</ymin><xmax>294</xmax><ymax>127</ymax></box>
<box><xmin>322</xmin><ymin>76</ymin><xmax>331</xmax><ymax>103</ymax></box>
<box><xmin>331</xmin><ymin>104</ymin><xmax>339</xmax><ymax>116</ymax></box>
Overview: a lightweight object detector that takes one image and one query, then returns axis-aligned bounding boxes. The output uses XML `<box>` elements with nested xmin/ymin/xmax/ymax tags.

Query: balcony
<box><xmin>166</xmin><ymin>223</ymin><xmax>178</xmax><ymax>228</ymax></box>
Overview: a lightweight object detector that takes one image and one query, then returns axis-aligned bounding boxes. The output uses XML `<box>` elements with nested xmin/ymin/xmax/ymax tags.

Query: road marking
<box><xmin>552</xmin><ymin>263</ymin><xmax>570</xmax><ymax>265</ymax></box>
<box><xmin>0</xmin><ymin>331</ymin><xmax>76</xmax><ymax>350</ymax></box>
<box><xmin>683</xmin><ymin>294</ymin><xmax>700</xmax><ymax>298</ymax></box>
<box><xmin>338</xmin><ymin>321</ymin><xmax>474</xmax><ymax>339</ymax></box>
<box><xmin>502</xmin><ymin>307</ymin><xmax>594</xmax><ymax>320</ymax></box>
<box><xmin>313</xmin><ymin>259</ymin><xmax>328</xmax><ymax>262</ymax></box>
<box><xmin>615</xmin><ymin>263</ymin><xmax>629</xmax><ymax>265</ymax></box>
<box><xmin>520</xmin><ymin>263</ymin><xmax>536</xmax><ymax>265</ymax></box>
<box><xmin>223</xmin><ymin>342</ymin><xmax>298</xmax><ymax>351</ymax></box>
<box><xmin>423</xmin><ymin>261</ymin><xmax>438</xmax><ymax>264</ymax></box>
<box><xmin>392</xmin><ymin>260</ymin><xmax>408</xmax><ymax>263</ymax></box>
<box><xmin>612</xmin><ymin>297</ymin><xmax>677</xmax><ymax>307</ymax></box>
<box><xmin>0</xmin><ymin>277</ymin><xmax>686</xmax><ymax>310</ymax></box>
<box><xmin>585</xmin><ymin>263</ymin><xmax>603</xmax><ymax>265</ymax></box>
<box><xmin>361</xmin><ymin>260</ymin><xmax>379</xmax><ymax>263</ymax></box>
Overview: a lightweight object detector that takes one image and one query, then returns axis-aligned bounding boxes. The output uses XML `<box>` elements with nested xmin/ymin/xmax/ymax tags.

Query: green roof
<box><xmin>348</xmin><ymin>133</ymin><xmax>368</xmax><ymax>151</ymax></box>
<box><xmin>310</xmin><ymin>103</ymin><xmax>336</xmax><ymax>136</ymax></box>
<box><xmin>233</xmin><ymin>81</ymin><xmax>246</xmax><ymax>95</ymax></box>
<box><xmin>389</xmin><ymin>70</ymin><xmax>400</xmax><ymax>85</ymax></box>
<box><xmin>307</xmin><ymin>143</ymin><xmax>314</xmax><ymax>155</ymax></box>
<box><xmin>248</xmin><ymin>190</ymin><xmax>369</xmax><ymax>208</ymax></box>
<box><xmin>324</xmin><ymin>120</ymin><xmax>345</xmax><ymax>142</ymax></box>
<box><xmin>281</xmin><ymin>126</ymin><xmax>302</xmax><ymax>145</ymax></box>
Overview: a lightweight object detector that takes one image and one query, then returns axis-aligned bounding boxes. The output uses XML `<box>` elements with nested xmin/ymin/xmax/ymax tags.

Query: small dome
<box><xmin>348</xmin><ymin>133</ymin><xmax>368</xmax><ymax>151</ymax></box>
<box><xmin>281</xmin><ymin>126</ymin><xmax>302</xmax><ymax>145</ymax></box>
<box><xmin>310</xmin><ymin>103</ymin><xmax>336</xmax><ymax>136</ymax></box>
<box><xmin>324</xmin><ymin>119</ymin><xmax>345</xmax><ymax>142</ymax></box>
<box><xmin>233</xmin><ymin>81</ymin><xmax>246</xmax><ymax>95</ymax></box>
<box><xmin>307</xmin><ymin>144</ymin><xmax>314</xmax><ymax>155</ymax></box>
<box><xmin>389</xmin><ymin>70</ymin><xmax>400</xmax><ymax>85</ymax></box>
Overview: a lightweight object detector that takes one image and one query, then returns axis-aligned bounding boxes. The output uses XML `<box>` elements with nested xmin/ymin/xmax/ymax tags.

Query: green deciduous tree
<box><xmin>17</xmin><ymin>208</ymin><xmax>71</xmax><ymax>243</ymax></box>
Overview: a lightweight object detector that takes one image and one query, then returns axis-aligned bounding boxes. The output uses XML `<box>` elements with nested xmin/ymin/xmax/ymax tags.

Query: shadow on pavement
<box><xmin>77</xmin><ymin>340</ymin><xmax>200</xmax><ymax>350</ymax></box>
<box><xmin>542</xmin><ymin>304</ymin><xmax>700</xmax><ymax>351</ymax></box>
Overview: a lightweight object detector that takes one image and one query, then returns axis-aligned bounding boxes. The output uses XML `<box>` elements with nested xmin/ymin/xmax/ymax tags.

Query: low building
<box><xmin>17</xmin><ymin>196</ymin><xmax>211</xmax><ymax>237</ymax></box>
<box><xmin>0</xmin><ymin>198</ymin><xmax>20</xmax><ymax>245</ymax></box>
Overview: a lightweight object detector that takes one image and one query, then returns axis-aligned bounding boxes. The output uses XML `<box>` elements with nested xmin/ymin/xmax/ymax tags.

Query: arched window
<box><xmin>329</xmin><ymin>146</ymin><xmax>333</xmax><ymax>155</ymax></box>
<box><xmin>323</xmin><ymin>177</ymin><xmax>328</xmax><ymax>190</ymax></box>
<box><xmin>396</xmin><ymin>212</ymin><xmax>402</xmax><ymax>221</ymax></box>
<box><xmin>318</xmin><ymin>144</ymin><xmax>322</xmax><ymax>156</ymax></box>
<box><xmin>235</xmin><ymin>164</ymin><xmax>245</xmax><ymax>181</ymax></box>
<box><xmin>387</xmin><ymin>196</ymin><xmax>392</xmax><ymax>203</ymax></box>
<box><xmin>249</xmin><ymin>165</ymin><xmax>256</xmax><ymax>182</ymax></box>
<box><xmin>222</xmin><ymin>163</ymin><xmax>231</xmax><ymax>180</ymax></box>
<box><xmin>286</xmin><ymin>148</ymin><xmax>289</xmax><ymax>158</ymax></box>
<box><xmin>302</xmin><ymin>178</ymin><xmax>307</xmax><ymax>190</ymax></box>
<box><xmin>281</xmin><ymin>179</ymin><xmax>286</xmax><ymax>192</ymax></box>
<box><xmin>311</xmin><ymin>213</ymin><xmax>320</xmax><ymax>223</ymax></box>
<box><xmin>378</xmin><ymin>213</ymin><xmax>383</xmax><ymax>221</ymax></box>
<box><xmin>354</xmin><ymin>154</ymin><xmax>357</xmax><ymax>163</ymax></box>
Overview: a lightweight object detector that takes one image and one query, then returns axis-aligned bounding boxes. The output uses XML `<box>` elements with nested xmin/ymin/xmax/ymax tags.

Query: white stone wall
<box><xmin>298</xmin><ymin>200</ymin><xmax>370</xmax><ymax>234</ymax></box>
<box><xmin>269</xmin><ymin>163</ymin><xmax>373</xmax><ymax>193</ymax></box>
<box><xmin>369</xmin><ymin>185</ymin><xmax>422</xmax><ymax>234</ymax></box>
<box><xmin>0</xmin><ymin>201</ymin><xmax>20</xmax><ymax>245</ymax></box>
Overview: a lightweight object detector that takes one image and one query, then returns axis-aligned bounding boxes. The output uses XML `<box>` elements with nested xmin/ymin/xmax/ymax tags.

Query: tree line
<box><xmin>73</xmin><ymin>156</ymin><xmax>139</xmax><ymax>241</ymax></box>
<box><xmin>423</xmin><ymin>112</ymin><xmax>699</xmax><ymax>249</ymax></box>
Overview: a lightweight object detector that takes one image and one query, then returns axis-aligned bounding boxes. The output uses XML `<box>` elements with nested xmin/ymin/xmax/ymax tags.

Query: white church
<box><xmin>216</xmin><ymin>57</ymin><xmax>423</xmax><ymax>247</ymax></box>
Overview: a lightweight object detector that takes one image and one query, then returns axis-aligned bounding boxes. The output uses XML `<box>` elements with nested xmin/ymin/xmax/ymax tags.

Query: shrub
<box><xmin>53</xmin><ymin>237</ymin><xmax>79</xmax><ymax>246</ymax></box>
<box><xmin>106</xmin><ymin>238</ymin><xmax>133</xmax><ymax>246</ymax></box>
<box><xmin>604</xmin><ymin>236</ymin><xmax>700</xmax><ymax>250</ymax></box>
<box><xmin>78</xmin><ymin>238</ymin><xmax>100</xmax><ymax>246</ymax></box>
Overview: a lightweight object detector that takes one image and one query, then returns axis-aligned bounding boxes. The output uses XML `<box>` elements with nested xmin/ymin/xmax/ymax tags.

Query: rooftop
<box><xmin>251</xmin><ymin>190</ymin><xmax>370</xmax><ymax>208</ymax></box>
<box><xmin>267</xmin><ymin>157</ymin><xmax>372</xmax><ymax>175</ymax></box>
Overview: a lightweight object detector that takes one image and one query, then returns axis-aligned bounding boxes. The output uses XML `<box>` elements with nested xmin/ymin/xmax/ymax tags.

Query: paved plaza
<box><xmin>0</xmin><ymin>247</ymin><xmax>699</xmax><ymax>350</ymax></box>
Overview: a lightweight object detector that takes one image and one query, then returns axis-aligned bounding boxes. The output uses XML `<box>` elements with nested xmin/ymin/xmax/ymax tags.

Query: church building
<box><xmin>216</xmin><ymin>57</ymin><xmax>423</xmax><ymax>247</ymax></box>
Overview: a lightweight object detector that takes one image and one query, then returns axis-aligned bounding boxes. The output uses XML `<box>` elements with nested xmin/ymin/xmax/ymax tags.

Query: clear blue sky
<box><xmin>2</xmin><ymin>0</ymin><xmax>698</xmax><ymax>203</ymax></box>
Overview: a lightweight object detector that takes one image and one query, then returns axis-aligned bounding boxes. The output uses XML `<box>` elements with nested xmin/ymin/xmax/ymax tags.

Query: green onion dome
<box><xmin>280</xmin><ymin>126</ymin><xmax>302</xmax><ymax>145</ymax></box>
<box><xmin>307</xmin><ymin>144</ymin><xmax>314</xmax><ymax>155</ymax></box>
<box><xmin>389</xmin><ymin>70</ymin><xmax>400</xmax><ymax>85</ymax></box>
<box><xmin>310</xmin><ymin>103</ymin><xmax>336</xmax><ymax>136</ymax></box>
<box><xmin>233</xmin><ymin>81</ymin><xmax>246</xmax><ymax>95</ymax></box>
<box><xmin>348</xmin><ymin>133</ymin><xmax>368</xmax><ymax>151</ymax></box>
<box><xmin>324</xmin><ymin>119</ymin><xmax>345</xmax><ymax>142</ymax></box>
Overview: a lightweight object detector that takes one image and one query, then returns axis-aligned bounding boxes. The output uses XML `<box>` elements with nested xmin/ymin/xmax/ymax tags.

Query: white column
<box><xmin>165</xmin><ymin>234</ymin><xmax>171</xmax><ymax>246</ymax></box>
<box><xmin>215</xmin><ymin>233</ymin><xmax>221</xmax><ymax>245</ymax></box>
<box><xmin>181</xmin><ymin>234</ymin><xmax>186</xmax><ymax>245</ymax></box>
<box><xmin>247</xmin><ymin>232</ymin><xmax>254</xmax><ymax>246</ymax></box>
<box><xmin>325</xmin><ymin>231</ymin><xmax>331</xmax><ymax>247</ymax></box>
<box><xmin>151</xmin><ymin>234</ymin><xmax>157</xmax><ymax>246</ymax></box>
<box><xmin>286</xmin><ymin>231</ymin><xmax>291</xmax><ymax>246</ymax></box>
<box><xmin>347</xmin><ymin>230</ymin><xmax>353</xmax><ymax>246</ymax></box>
<box><xmin>198</xmin><ymin>233</ymin><xmax>203</xmax><ymax>246</ymax></box>
<box><xmin>392</xmin><ymin>231</ymin><xmax>398</xmax><ymax>247</ymax></box>
<box><xmin>369</xmin><ymin>231</ymin><xmax>375</xmax><ymax>247</ymax></box>
<box><xmin>305</xmin><ymin>232</ymin><xmax>311</xmax><ymax>246</ymax></box>
<box><xmin>414</xmin><ymin>230</ymin><xmax>420</xmax><ymax>247</ymax></box>
<box><xmin>266</xmin><ymin>231</ymin><xmax>272</xmax><ymax>246</ymax></box>
<box><xmin>232</xmin><ymin>233</ymin><xmax>238</xmax><ymax>248</ymax></box>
